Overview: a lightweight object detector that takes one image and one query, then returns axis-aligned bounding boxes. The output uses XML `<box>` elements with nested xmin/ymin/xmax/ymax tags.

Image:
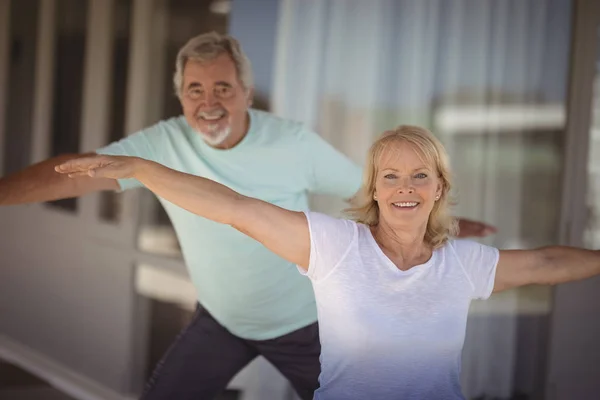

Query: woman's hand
<box><xmin>494</xmin><ymin>247</ymin><xmax>600</xmax><ymax>293</ymax></box>
<box><xmin>55</xmin><ymin>155</ymin><xmax>143</xmax><ymax>180</ymax></box>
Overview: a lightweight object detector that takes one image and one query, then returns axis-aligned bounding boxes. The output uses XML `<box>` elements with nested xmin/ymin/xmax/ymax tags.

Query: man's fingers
<box><xmin>475</xmin><ymin>224</ymin><xmax>497</xmax><ymax>237</ymax></box>
<box><xmin>485</xmin><ymin>226</ymin><xmax>498</xmax><ymax>234</ymax></box>
<box><xmin>481</xmin><ymin>224</ymin><xmax>498</xmax><ymax>235</ymax></box>
<box><xmin>457</xmin><ymin>219</ymin><xmax>498</xmax><ymax>238</ymax></box>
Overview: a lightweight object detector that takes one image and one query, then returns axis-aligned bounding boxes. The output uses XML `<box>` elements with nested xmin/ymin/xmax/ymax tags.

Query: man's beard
<box><xmin>197</xmin><ymin>124</ymin><xmax>232</xmax><ymax>147</ymax></box>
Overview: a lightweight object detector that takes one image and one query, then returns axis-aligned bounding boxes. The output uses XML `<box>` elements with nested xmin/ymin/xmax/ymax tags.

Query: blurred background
<box><xmin>0</xmin><ymin>0</ymin><xmax>598</xmax><ymax>399</ymax></box>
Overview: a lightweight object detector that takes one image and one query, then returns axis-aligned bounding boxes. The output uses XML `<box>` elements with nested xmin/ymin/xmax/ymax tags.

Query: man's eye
<box><xmin>216</xmin><ymin>87</ymin><xmax>232</xmax><ymax>96</ymax></box>
<box><xmin>188</xmin><ymin>88</ymin><xmax>202</xmax><ymax>97</ymax></box>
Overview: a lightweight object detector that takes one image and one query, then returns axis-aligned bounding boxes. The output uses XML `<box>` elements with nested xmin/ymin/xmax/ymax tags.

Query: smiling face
<box><xmin>179</xmin><ymin>54</ymin><xmax>253</xmax><ymax>148</ymax></box>
<box><xmin>373</xmin><ymin>141</ymin><xmax>442</xmax><ymax>231</ymax></box>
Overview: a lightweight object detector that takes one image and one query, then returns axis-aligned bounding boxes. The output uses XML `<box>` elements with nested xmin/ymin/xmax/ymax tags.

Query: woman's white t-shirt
<box><xmin>299</xmin><ymin>212</ymin><xmax>500</xmax><ymax>400</ymax></box>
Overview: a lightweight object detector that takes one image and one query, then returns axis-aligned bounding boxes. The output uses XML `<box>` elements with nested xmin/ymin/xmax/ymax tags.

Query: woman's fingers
<box><xmin>55</xmin><ymin>155</ymin><xmax>135</xmax><ymax>180</ymax></box>
<box><xmin>55</xmin><ymin>157</ymin><xmax>105</xmax><ymax>174</ymax></box>
<box><xmin>67</xmin><ymin>171</ymin><xmax>94</xmax><ymax>178</ymax></box>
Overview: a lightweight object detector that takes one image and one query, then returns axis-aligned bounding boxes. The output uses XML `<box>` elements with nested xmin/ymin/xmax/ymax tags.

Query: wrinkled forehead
<box><xmin>377</xmin><ymin>140</ymin><xmax>436</xmax><ymax>172</ymax></box>
<box><xmin>183</xmin><ymin>55</ymin><xmax>239</xmax><ymax>83</ymax></box>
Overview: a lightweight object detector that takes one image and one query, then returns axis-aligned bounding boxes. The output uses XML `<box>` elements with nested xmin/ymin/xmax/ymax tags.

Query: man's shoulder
<box><xmin>142</xmin><ymin>115</ymin><xmax>188</xmax><ymax>138</ymax></box>
<box><xmin>249</xmin><ymin>109</ymin><xmax>310</xmax><ymax>140</ymax></box>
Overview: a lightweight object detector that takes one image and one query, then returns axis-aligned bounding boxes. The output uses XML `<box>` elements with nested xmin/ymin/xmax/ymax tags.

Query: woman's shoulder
<box><xmin>304</xmin><ymin>211</ymin><xmax>359</xmax><ymax>229</ymax></box>
<box><xmin>444</xmin><ymin>238</ymin><xmax>498</xmax><ymax>254</ymax></box>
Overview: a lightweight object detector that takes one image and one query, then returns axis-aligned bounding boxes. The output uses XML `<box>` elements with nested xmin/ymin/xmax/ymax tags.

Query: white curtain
<box><xmin>584</xmin><ymin>47</ymin><xmax>600</xmax><ymax>249</ymax></box>
<box><xmin>273</xmin><ymin>0</ymin><xmax>571</xmax><ymax>398</ymax></box>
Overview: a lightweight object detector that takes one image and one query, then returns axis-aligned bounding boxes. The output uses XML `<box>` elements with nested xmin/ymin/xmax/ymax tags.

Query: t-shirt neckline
<box><xmin>187</xmin><ymin>109</ymin><xmax>256</xmax><ymax>155</ymax></box>
<box><xmin>364</xmin><ymin>224</ymin><xmax>437</xmax><ymax>275</ymax></box>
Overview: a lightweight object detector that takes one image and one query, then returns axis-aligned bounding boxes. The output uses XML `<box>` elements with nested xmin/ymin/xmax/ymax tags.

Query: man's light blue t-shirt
<box><xmin>97</xmin><ymin>109</ymin><xmax>362</xmax><ymax>340</ymax></box>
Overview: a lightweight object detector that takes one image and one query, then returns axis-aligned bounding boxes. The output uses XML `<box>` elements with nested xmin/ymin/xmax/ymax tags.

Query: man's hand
<box><xmin>456</xmin><ymin>218</ymin><xmax>497</xmax><ymax>238</ymax></box>
<box><xmin>55</xmin><ymin>155</ymin><xmax>142</xmax><ymax>180</ymax></box>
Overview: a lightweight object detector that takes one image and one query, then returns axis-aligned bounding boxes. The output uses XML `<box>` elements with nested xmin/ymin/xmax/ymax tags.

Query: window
<box><xmin>99</xmin><ymin>0</ymin><xmax>134</xmax><ymax>222</ymax></box>
<box><xmin>46</xmin><ymin>0</ymin><xmax>89</xmax><ymax>212</ymax></box>
<box><xmin>2</xmin><ymin>0</ymin><xmax>39</xmax><ymax>175</ymax></box>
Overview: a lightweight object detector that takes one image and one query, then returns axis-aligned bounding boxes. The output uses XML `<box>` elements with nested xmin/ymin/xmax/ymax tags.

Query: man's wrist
<box><xmin>0</xmin><ymin>187</ymin><xmax>8</xmax><ymax>205</ymax></box>
<box><xmin>0</xmin><ymin>178</ymin><xmax>13</xmax><ymax>205</ymax></box>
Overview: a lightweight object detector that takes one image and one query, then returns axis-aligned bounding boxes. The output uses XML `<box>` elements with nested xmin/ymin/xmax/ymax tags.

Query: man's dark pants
<box><xmin>141</xmin><ymin>305</ymin><xmax>321</xmax><ymax>400</ymax></box>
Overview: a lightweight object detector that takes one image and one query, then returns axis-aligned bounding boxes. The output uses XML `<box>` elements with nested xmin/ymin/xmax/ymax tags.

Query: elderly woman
<box><xmin>56</xmin><ymin>125</ymin><xmax>600</xmax><ymax>400</ymax></box>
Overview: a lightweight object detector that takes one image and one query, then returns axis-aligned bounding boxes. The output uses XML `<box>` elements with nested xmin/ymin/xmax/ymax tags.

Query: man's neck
<box><xmin>212</xmin><ymin>111</ymin><xmax>250</xmax><ymax>150</ymax></box>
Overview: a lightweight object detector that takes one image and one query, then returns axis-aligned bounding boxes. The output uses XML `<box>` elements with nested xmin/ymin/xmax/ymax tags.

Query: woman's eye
<box><xmin>384</xmin><ymin>174</ymin><xmax>396</xmax><ymax>179</ymax></box>
<box><xmin>414</xmin><ymin>173</ymin><xmax>428</xmax><ymax>179</ymax></box>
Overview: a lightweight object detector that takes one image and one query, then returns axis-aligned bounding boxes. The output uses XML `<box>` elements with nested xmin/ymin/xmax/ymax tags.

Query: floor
<box><xmin>0</xmin><ymin>359</ymin><xmax>241</xmax><ymax>400</ymax></box>
<box><xmin>0</xmin><ymin>360</ymin><xmax>75</xmax><ymax>400</ymax></box>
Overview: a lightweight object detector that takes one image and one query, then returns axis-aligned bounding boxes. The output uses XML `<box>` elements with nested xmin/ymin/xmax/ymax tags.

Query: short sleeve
<box><xmin>96</xmin><ymin>129</ymin><xmax>159</xmax><ymax>191</ymax></box>
<box><xmin>299</xmin><ymin>211</ymin><xmax>357</xmax><ymax>282</ymax></box>
<box><xmin>450</xmin><ymin>239</ymin><xmax>500</xmax><ymax>299</ymax></box>
<box><xmin>301</xmin><ymin>129</ymin><xmax>363</xmax><ymax>200</ymax></box>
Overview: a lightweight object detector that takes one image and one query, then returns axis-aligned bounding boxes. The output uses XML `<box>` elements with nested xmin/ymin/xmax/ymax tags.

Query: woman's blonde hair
<box><xmin>346</xmin><ymin>125</ymin><xmax>458</xmax><ymax>248</ymax></box>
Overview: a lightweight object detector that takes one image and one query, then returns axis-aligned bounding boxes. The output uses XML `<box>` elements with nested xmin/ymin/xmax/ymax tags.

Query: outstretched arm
<box><xmin>56</xmin><ymin>155</ymin><xmax>311</xmax><ymax>269</ymax></box>
<box><xmin>494</xmin><ymin>246</ymin><xmax>600</xmax><ymax>293</ymax></box>
<box><xmin>0</xmin><ymin>153</ymin><xmax>118</xmax><ymax>206</ymax></box>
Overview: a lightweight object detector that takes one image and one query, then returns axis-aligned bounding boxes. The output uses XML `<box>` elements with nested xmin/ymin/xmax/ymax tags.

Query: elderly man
<box><xmin>0</xmin><ymin>32</ymin><xmax>495</xmax><ymax>400</ymax></box>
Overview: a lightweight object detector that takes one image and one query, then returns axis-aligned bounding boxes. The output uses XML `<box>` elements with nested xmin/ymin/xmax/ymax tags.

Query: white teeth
<box><xmin>393</xmin><ymin>202</ymin><xmax>418</xmax><ymax>208</ymax></box>
<box><xmin>198</xmin><ymin>110</ymin><xmax>225</xmax><ymax>120</ymax></box>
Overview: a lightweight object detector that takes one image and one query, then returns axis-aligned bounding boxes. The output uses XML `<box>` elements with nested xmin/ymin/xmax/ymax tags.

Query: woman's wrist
<box><xmin>132</xmin><ymin>157</ymin><xmax>151</xmax><ymax>180</ymax></box>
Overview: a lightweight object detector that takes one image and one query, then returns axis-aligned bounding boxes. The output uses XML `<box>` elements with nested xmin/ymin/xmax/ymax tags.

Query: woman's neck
<box><xmin>371</xmin><ymin>221</ymin><xmax>432</xmax><ymax>270</ymax></box>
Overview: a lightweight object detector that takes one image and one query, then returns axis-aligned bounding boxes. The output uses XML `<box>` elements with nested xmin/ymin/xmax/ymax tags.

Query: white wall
<box><xmin>0</xmin><ymin>206</ymin><xmax>142</xmax><ymax>396</ymax></box>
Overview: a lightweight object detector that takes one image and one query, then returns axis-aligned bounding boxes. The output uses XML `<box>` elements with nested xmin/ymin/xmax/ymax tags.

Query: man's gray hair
<box><xmin>173</xmin><ymin>32</ymin><xmax>254</xmax><ymax>98</ymax></box>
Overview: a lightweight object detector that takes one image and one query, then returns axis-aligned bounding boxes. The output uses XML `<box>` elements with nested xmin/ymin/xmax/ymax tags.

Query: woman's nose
<box><xmin>396</xmin><ymin>176</ymin><xmax>414</xmax><ymax>193</ymax></box>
